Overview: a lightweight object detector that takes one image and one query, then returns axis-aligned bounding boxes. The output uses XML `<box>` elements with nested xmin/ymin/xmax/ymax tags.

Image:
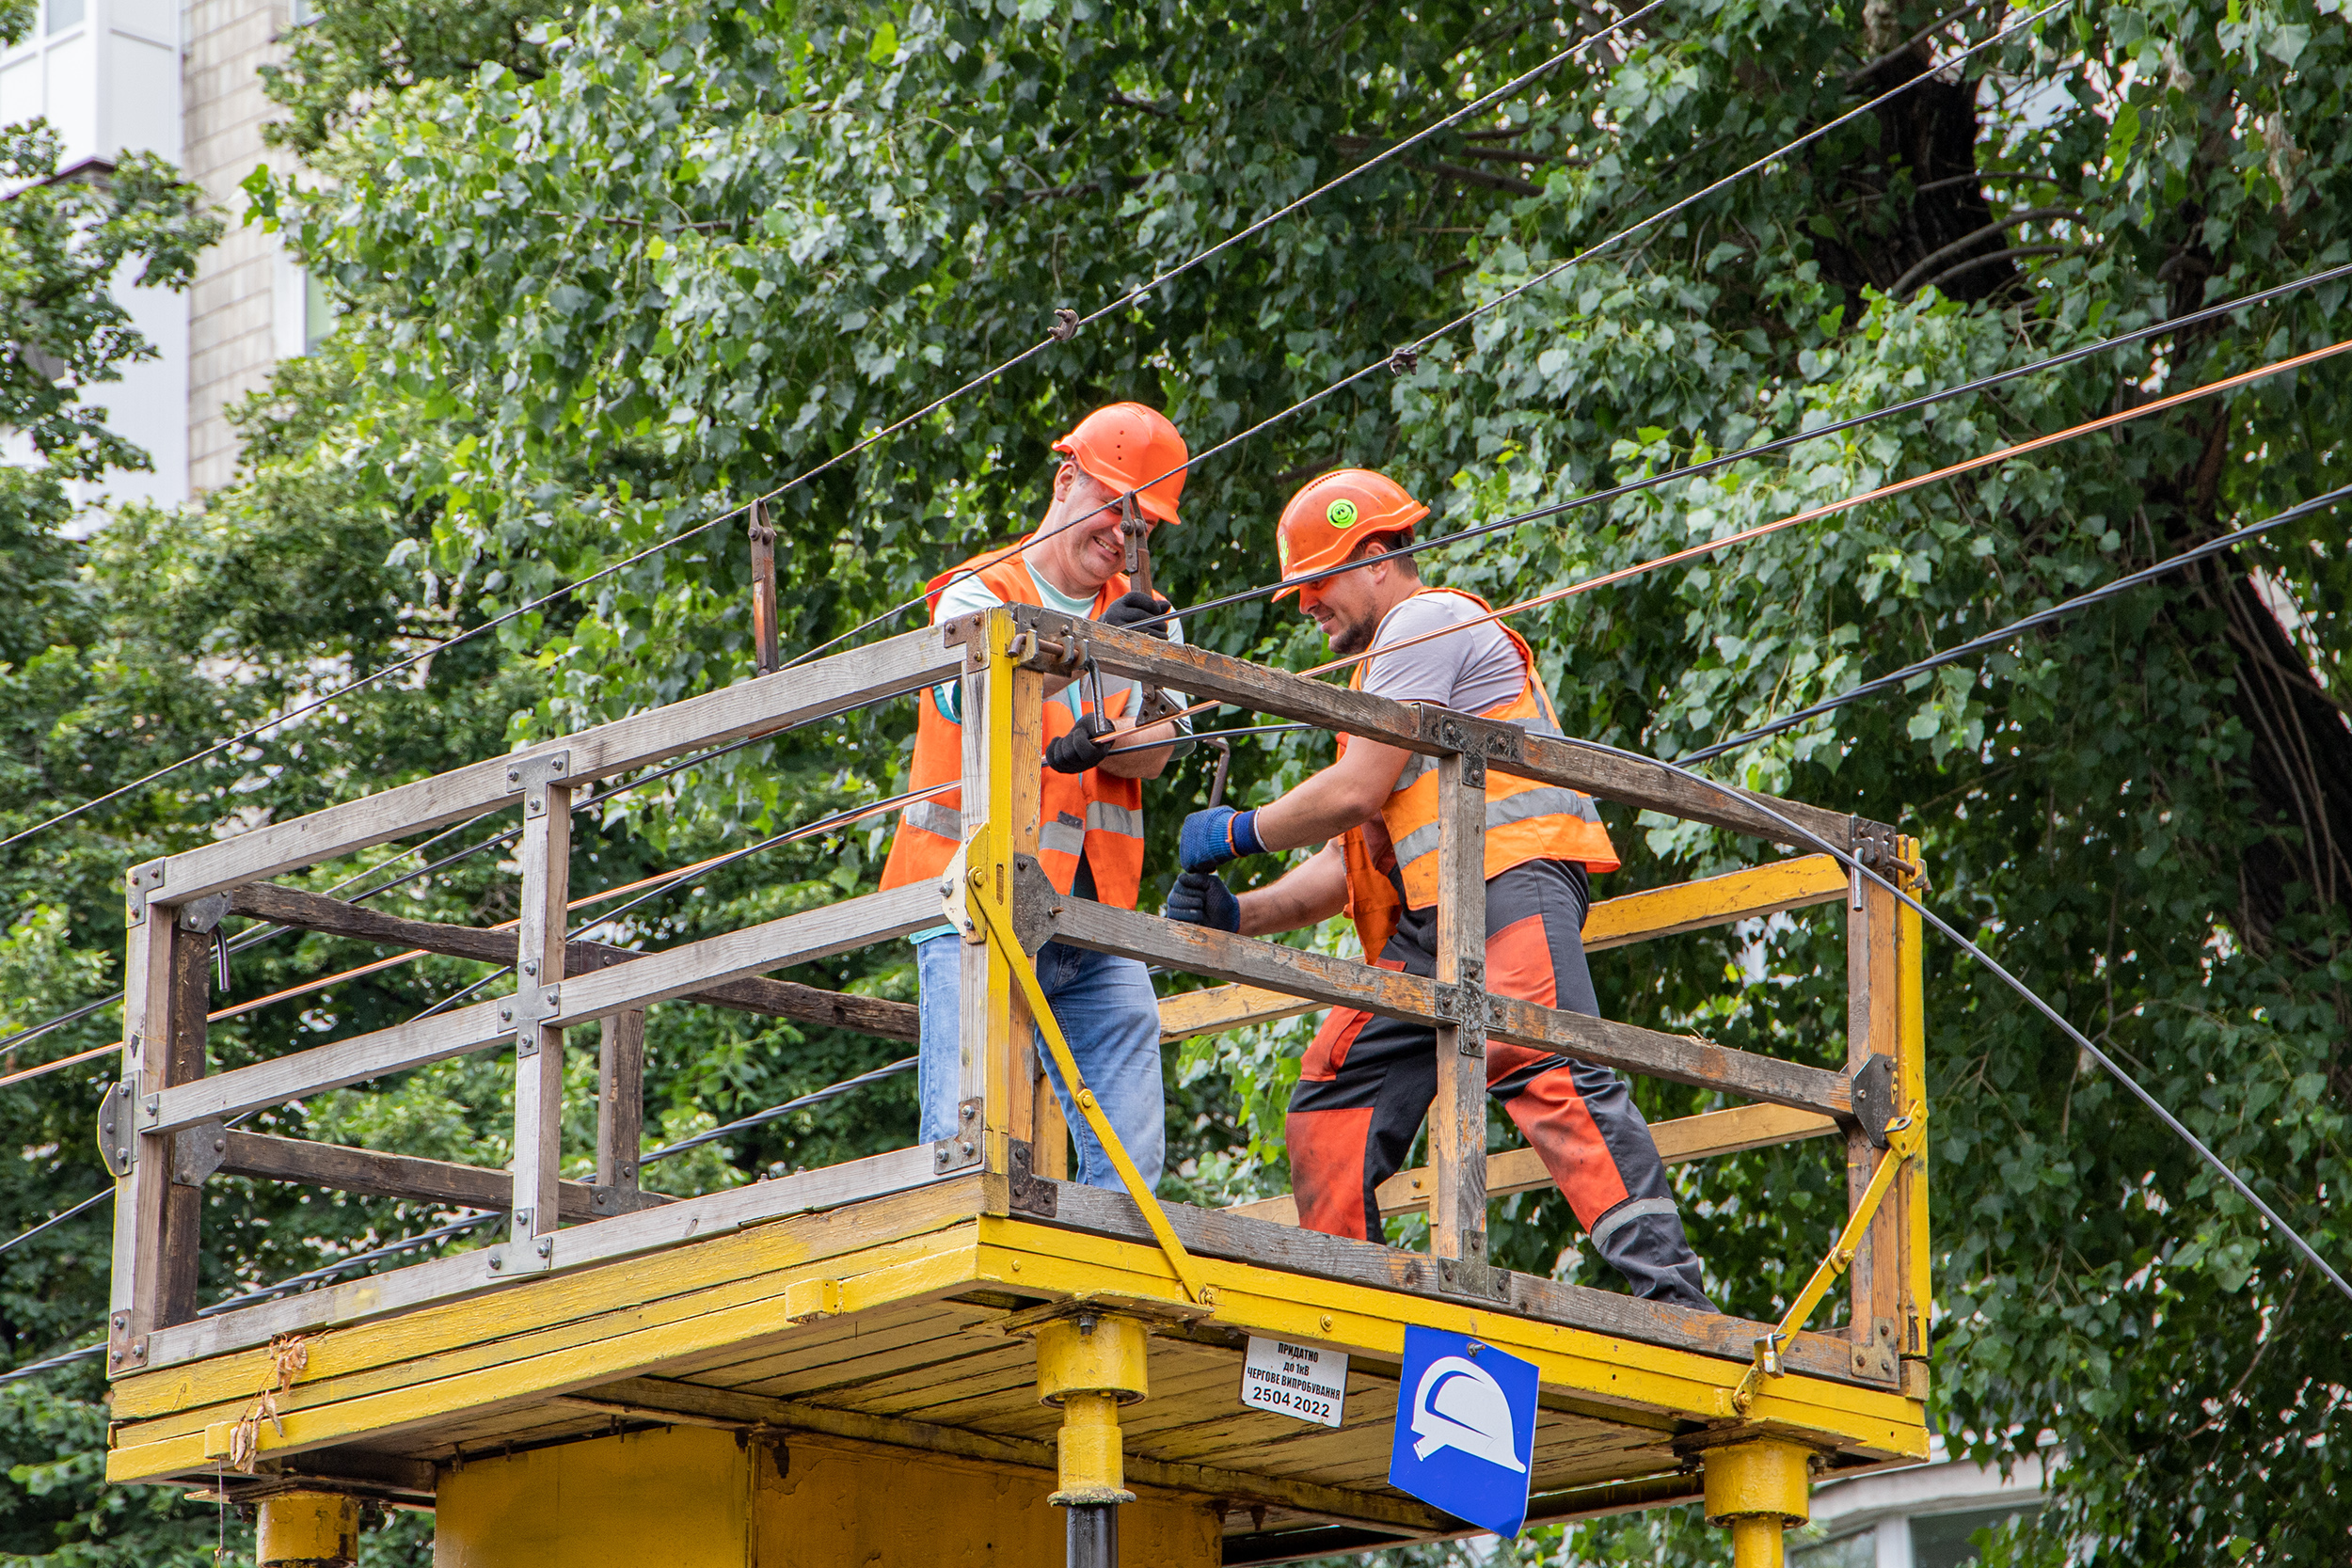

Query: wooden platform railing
<box><xmin>106</xmin><ymin>602</ymin><xmax>1926</xmax><ymax>1400</ymax></box>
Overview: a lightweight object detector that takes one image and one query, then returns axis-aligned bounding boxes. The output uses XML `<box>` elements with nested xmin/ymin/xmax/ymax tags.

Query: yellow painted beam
<box><xmin>1582</xmin><ymin>855</ymin><xmax>1848</xmax><ymax>952</ymax></box>
<box><xmin>106</xmin><ymin>1244</ymin><xmax>982</xmax><ymax>1482</ymax></box>
<box><xmin>1158</xmin><ymin>984</ymin><xmax>1317</xmax><ymax>1043</ymax></box>
<box><xmin>110</xmin><ymin>1177</ymin><xmax>987</xmax><ymax>1422</ymax></box>
<box><xmin>1229</xmin><ymin>1102</ymin><xmax>1838</xmax><ymax>1226</ymax></box>
<box><xmin>973</xmin><ymin>1217</ymin><xmax>1927</xmax><ymax>1460</ymax></box>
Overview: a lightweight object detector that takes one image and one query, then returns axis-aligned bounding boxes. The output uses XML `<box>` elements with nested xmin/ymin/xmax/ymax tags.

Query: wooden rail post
<box><xmin>1429</xmin><ymin>751</ymin><xmax>1489</xmax><ymax>1276</ymax></box>
<box><xmin>106</xmin><ymin>878</ymin><xmax>176</xmax><ymax>1374</ymax></box>
<box><xmin>156</xmin><ymin>899</ymin><xmax>225</xmax><ymax>1325</ymax></box>
<box><xmin>597</xmin><ymin>1011</ymin><xmax>647</xmax><ymax>1197</ymax></box>
<box><xmin>1846</xmin><ymin>858</ymin><xmax>1902</xmax><ymax>1381</ymax></box>
<box><xmin>509</xmin><ymin>753</ymin><xmax>575</xmax><ymax>1243</ymax></box>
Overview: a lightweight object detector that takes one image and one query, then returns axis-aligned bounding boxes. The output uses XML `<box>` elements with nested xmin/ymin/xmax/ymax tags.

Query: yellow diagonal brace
<box><xmin>967</xmin><ymin>886</ymin><xmax>1211</xmax><ymax>1305</ymax></box>
<box><xmin>1733</xmin><ymin>1107</ymin><xmax>1928</xmax><ymax>1415</ymax></box>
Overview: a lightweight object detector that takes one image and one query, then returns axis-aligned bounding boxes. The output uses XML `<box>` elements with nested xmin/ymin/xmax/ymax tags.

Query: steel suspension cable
<box><xmin>1117</xmin><ymin>334</ymin><xmax>2352</xmax><ymax>736</ymax></box>
<box><xmin>1</xmin><ymin>5</ymin><xmax>1658</xmax><ymax>862</ymax></box>
<box><xmin>1141</xmin><ymin>259</ymin><xmax>2352</xmax><ymax>630</ymax></box>
<box><xmin>810</xmin><ymin>0</ymin><xmax>2071</xmax><ymax>663</ymax></box>
<box><xmin>1678</xmin><ymin>486</ymin><xmax>2352</xmax><ymax>763</ymax></box>
<box><xmin>1572</xmin><ymin>733</ymin><xmax>2352</xmax><ymax>1303</ymax></box>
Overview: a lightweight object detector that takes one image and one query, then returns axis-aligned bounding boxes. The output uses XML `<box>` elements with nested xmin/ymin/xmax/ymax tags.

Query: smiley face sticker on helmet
<box><xmin>1326</xmin><ymin>499</ymin><xmax>1359</xmax><ymax>529</ymax></box>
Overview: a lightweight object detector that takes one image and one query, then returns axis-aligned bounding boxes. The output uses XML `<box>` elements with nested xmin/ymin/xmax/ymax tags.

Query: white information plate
<box><xmin>1241</xmin><ymin>1335</ymin><xmax>1348</xmax><ymax>1428</ymax></box>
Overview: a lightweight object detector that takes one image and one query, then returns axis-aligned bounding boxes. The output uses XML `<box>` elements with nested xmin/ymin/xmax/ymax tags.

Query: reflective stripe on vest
<box><xmin>877</xmin><ymin>543</ymin><xmax>1150</xmax><ymax>908</ymax></box>
<box><xmin>1343</xmin><ymin>588</ymin><xmax>1619</xmax><ymax>912</ymax></box>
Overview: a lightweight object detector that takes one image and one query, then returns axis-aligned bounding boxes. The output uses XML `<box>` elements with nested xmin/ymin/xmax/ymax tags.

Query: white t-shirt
<box><xmin>1358</xmin><ymin>590</ymin><xmax>1527</xmax><ymax>713</ymax></box>
<box><xmin>927</xmin><ymin>568</ymin><xmax>1190</xmax><ymax>725</ymax></box>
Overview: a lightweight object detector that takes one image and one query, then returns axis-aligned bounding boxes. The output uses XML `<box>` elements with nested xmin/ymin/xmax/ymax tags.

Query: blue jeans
<box><xmin>914</xmin><ymin>933</ymin><xmax>1165</xmax><ymax>1192</ymax></box>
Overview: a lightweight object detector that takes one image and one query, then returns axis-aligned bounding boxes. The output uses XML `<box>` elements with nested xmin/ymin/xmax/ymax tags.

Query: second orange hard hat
<box><xmin>1273</xmin><ymin>468</ymin><xmax>1430</xmax><ymax>599</ymax></box>
<box><xmin>1052</xmin><ymin>403</ymin><xmax>1189</xmax><ymax>526</ymax></box>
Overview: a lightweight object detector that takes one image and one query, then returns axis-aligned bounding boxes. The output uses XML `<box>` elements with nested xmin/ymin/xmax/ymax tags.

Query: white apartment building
<box><xmin>5</xmin><ymin>0</ymin><xmax>317</xmax><ymax>508</ymax></box>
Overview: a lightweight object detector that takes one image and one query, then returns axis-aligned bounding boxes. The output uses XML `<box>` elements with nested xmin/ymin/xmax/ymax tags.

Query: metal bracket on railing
<box><xmin>1414</xmin><ymin>705</ymin><xmax>1525</xmax><ymax>788</ymax></box>
<box><xmin>504</xmin><ymin>750</ymin><xmax>573</xmax><ymax>814</ymax></box>
<box><xmin>126</xmin><ymin>862</ymin><xmax>167</xmax><ymax>926</ymax></box>
<box><xmin>1432</xmin><ymin>965</ymin><xmax>1491</xmax><ymax>1059</ymax></box>
<box><xmin>1849</xmin><ymin>1054</ymin><xmax>1896</xmax><ymax>1149</ymax></box>
<box><xmin>1731</xmin><ymin>1106</ymin><xmax>1927</xmax><ymax>1415</ymax></box>
<box><xmin>1006</xmin><ymin>1138</ymin><xmax>1058</xmax><ymax>1217</ymax></box>
<box><xmin>96</xmin><ymin>1081</ymin><xmax>135</xmax><ymax>1177</ymax></box>
<box><xmin>1008</xmin><ymin>606</ymin><xmax>1092</xmax><ymax>673</ymax></box>
<box><xmin>485</xmin><ymin>1230</ymin><xmax>557</xmax><ymax>1278</ymax></box>
<box><xmin>933</xmin><ymin>1098</ymin><xmax>984</xmax><ymax>1174</ymax></box>
<box><xmin>1432</xmin><ymin>1255</ymin><xmax>1512</xmax><ymax>1304</ymax></box>
<box><xmin>1009</xmin><ymin>853</ymin><xmax>1063</xmax><ymax>958</ymax></box>
<box><xmin>171</xmin><ymin>1121</ymin><xmax>229</xmax><ymax>1188</ymax></box>
<box><xmin>501</xmin><ymin>750</ymin><xmax>573</xmax><ymax>1055</ymax></box>
<box><xmin>1850</xmin><ymin>818</ymin><xmax>1903</xmax><ymax>877</ymax></box>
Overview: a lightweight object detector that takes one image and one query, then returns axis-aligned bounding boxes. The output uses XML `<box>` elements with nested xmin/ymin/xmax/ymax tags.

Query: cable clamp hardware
<box><xmin>1049</xmin><ymin>307</ymin><xmax>1080</xmax><ymax>341</ymax></box>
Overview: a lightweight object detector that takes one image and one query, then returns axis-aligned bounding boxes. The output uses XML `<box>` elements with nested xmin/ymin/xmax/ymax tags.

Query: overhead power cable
<box><xmin>0</xmin><ymin>724</ymin><xmax>788</xmax><ymax>1088</ymax></box>
<box><xmin>1679</xmin><ymin>485</ymin><xmax>2352</xmax><ymax>762</ymax></box>
<box><xmin>1290</xmin><ymin>337</ymin><xmax>2352</xmax><ymax>685</ymax></box>
<box><xmin>0</xmin><ymin>4</ymin><xmax>1658</xmax><ymax>863</ymax></box>
<box><xmin>815</xmin><ymin>0</ymin><xmax>2071</xmax><ymax>661</ymax></box>
<box><xmin>1578</xmin><ymin>733</ymin><xmax>2352</xmax><ymax>1304</ymax></box>
<box><xmin>1147</xmin><ymin>258</ymin><xmax>2352</xmax><ymax>628</ymax></box>
<box><xmin>1121</xmin><ymin>335</ymin><xmax>2352</xmax><ymax>736</ymax></box>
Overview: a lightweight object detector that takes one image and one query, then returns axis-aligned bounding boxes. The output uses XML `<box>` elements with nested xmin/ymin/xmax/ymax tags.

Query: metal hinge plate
<box><xmin>96</xmin><ymin>1081</ymin><xmax>135</xmax><ymax>1177</ymax></box>
<box><xmin>1850</xmin><ymin>1054</ymin><xmax>1897</xmax><ymax>1148</ymax></box>
<box><xmin>1009</xmin><ymin>853</ymin><xmax>1062</xmax><ymax>957</ymax></box>
<box><xmin>171</xmin><ymin>1121</ymin><xmax>229</xmax><ymax>1187</ymax></box>
<box><xmin>1006</xmin><ymin>1139</ymin><xmax>1058</xmax><ymax>1218</ymax></box>
<box><xmin>126</xmin><ymin>863</ymin><xmax>167</xmax><ymax>925</ymax></box>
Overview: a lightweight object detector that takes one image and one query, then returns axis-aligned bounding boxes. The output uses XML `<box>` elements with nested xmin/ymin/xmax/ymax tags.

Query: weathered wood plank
<box><xmin>1430</xmin><ymin>753</ymin><xmax>1488</xmax><ymax>1269</ymax></box>
<box><xmin>1157</xmin><ymin>984</ymin><xmax>1319</xmax><ymax>1042</ymax></box>
<box><xmin>597</xmin><ymin>1010</ymin><xmax>646</xmax><ymax>1194</ymax></box>
<box><xmin>226</xmin><ymin>883</ymin><xmax>918</xmax><ymax>1041</ymax></box>
<box><xmin>146</xmin><ymin>999</ymin><xmax>512</xmax><ymax>1135</ymax></box>
<box><xmin>1021</xmin><ymin>611</ymin><xmax>1867</xmax><ymax>849</ymax></box>
<box><xmin>1033</xmin><ymin>1180</ymin><xmax>1874</xmax><ymax>1386</ymax></box>
<box><xmin>213</xmin><ymin>1131</ymin><xmax>667</xmax><ymax>1224</ymax></box>
<box><xmin>1049</xmin><ymin>900</ymin><xmax>1852</xmax><ymax>1119</ymax></box>
<box><xmin>150</xmin><ymin>886</ymin><xmax>934</xmax><ymax>1134</ymax></box>
<box><xmin>131</xmin><ymin>1156</ymin><xmax>973</xmax><ymax>1374</ymax></box>
<box><xmin>143</xmin><ymin>625</ymin><xmax>957</xmax><ymax>904</ymax></box>
<box><xmin>1229</xmin><ymin>1102</ymin><xmax>1841</xmax><ymax>1225</ymax></box>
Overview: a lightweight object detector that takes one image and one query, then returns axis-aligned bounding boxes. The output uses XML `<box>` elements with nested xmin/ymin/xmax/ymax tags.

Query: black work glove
<box><xmin>1163</xmin><ymin>870</ymin><xmax>1241</xmax><ymax>932</ymax></box>
<box><xmin>1101</xmin><ymin>588</ymin><xmax>1174</xmax><ymax>639</ymax></box>
<box><xmin>1044</xmin><ymin>711</ymin><xmax>1117</xmax><ymax>774</ymax></box>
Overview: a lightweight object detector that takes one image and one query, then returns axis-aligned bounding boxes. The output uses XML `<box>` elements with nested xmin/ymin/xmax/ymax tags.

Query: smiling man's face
<box><xmin>1296</xmin><ymin>546</ymin><xmax>1398</xmax><ymax>657</ymax></box>
<box><xmin>1033</xmin><ymin>464</ymin><xmax>1148</xmax><ymax>596</ymax></box>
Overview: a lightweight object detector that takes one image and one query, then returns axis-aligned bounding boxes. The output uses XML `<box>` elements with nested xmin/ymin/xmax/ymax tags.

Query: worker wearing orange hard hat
<box><xmin>881</xmin><ymin>402</ymin><xmax>1194</xmax><ymax>1194</ymax></box>
<box><xmin>1164</xmin><ymin>468</ymin><xmax>1712</xmax><ymax>1309</ymax></box>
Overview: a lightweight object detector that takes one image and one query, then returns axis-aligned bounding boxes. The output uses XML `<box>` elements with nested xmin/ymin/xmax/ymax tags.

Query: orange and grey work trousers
<box><xmin>1284</xmin><ymin>859</ymin><xmax>1713</xmax><ymax>1309</ymax></box>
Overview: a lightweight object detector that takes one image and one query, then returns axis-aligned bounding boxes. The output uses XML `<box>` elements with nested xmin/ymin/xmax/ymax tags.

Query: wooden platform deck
<box><xmin>107</xmin><ymin>1174</ymin><xmax>1925</xmax><ymax>1560</ymax></box>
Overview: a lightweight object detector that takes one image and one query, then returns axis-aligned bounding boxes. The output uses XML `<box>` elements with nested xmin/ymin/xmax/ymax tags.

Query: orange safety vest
<box><xmin>878</xmin><ymin>543</ymin><xmax>1148</xmax><ymax>909</ymax></box>
<box><xmin>1337</xmin><ymin>588</ymin><xmax>1619</xmax><ymax>959</ymax></box>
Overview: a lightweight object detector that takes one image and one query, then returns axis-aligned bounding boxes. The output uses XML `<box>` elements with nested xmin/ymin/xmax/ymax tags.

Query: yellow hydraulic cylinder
<box><xmin>256</xmin><ymin>1490</ymin><xmax>360</xmax><ymax>1567</ymax></box>
<box><xmin>1036</xmin><ymin>1311</ymin><xmax>1149</xmax><ymax>1507</ymax></box>
<box><xmin>1702</xmin><ymin>1440</ymin><xmax>1813</xmax><ymax>1568</ymax></box>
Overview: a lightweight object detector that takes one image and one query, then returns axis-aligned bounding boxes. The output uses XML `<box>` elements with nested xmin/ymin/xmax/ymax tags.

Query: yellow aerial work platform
<box><xmin>100</xmin><ymin>606</ymin><xmax>1930</xmax><ymax>1568</ymax></box>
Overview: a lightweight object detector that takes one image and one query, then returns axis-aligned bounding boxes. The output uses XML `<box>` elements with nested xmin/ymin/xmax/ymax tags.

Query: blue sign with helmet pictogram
<box><xmin>1387</xmin><ymin>1324</ymin><xmax>1539</xmax><ymax>1537</ymax></box>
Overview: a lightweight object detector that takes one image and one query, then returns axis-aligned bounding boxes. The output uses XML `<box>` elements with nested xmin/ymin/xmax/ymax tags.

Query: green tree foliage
<box><xmin>6</xmin><ymin>0</ymin><xmax>2349</xmax><ymax>1562</ymax></box>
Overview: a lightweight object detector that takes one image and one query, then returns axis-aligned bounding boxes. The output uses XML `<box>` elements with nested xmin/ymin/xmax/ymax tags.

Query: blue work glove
<box><xmin>1043</xmin><ymin>711</ymin><xmax>1117</xmax><ymax>774</ymax></box>
<box><xmin>1163</xmin><ymin>870</ymin><xmax>1240</xmax><ymax>932</ymax></box>
<box><xmin>1178</xmin><ymin>805</ymin><xmax>1265</xmax><ymax>871</ymax></box>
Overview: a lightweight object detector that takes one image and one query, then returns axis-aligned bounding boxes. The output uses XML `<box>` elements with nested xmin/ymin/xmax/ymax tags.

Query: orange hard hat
<box><xmin>1273</xmin><ymin>469</ymin><xmax>1429</xmax><ymax>600</ymax></box>
<box><xmin>1052</xmin><ymin>403</ymin><xmax>1188</xmax><ymax>526</ymax></box>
